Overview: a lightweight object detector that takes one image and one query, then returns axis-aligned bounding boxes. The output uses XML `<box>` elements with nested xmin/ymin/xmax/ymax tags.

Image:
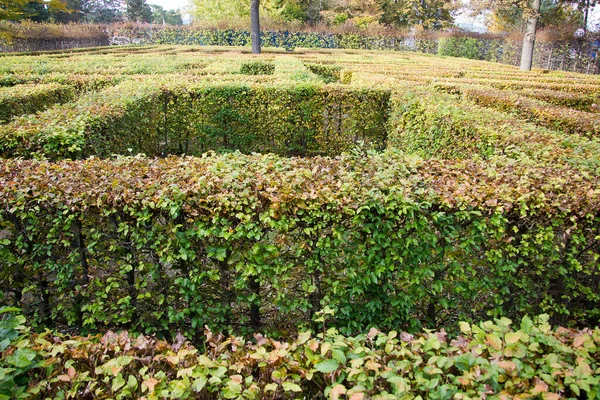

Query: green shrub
<box><xmin>3</xmin><ymin>312</ymin><xmax>600</xmax><ymax>399</ymax></box>
<box><xmin>459</xmin><ymin>85</ymin><xmax>600</xmax><ymax>138</ymax></box>
<box><xmin>239</xmin><ymin>60</ymin><xmax>275</xmax><ymax>75</ymax></box>
<box><xmin>305</xmin><ymin>63</ymin><xmax>341</xmax><ymax>83</ymax></box>
<box><xmin>0</xmin><ymin>307</ymin><xmax>37</xmax><ymax>399</ymax></box>
<box><xmin>0</xmin><ymin>81</ymin><xmax>391</xmax><ymax>159</ymax></box>
<box><xmin>340</xmin><ymin>69</ymin><xmax>352</xmax><ymax>84</ymax></box>
<box><xmin>388</xmin><ymin>86</ymin><xmax>600</xmax><ymax>172</ymax></box>
<box><xmin>0</xmin><ymin>83</ymin><xmax>75</xmax><ymax>123</ymax></box>
<box><xmin>1</xmin><ymin>150</ymin><xmax>598</xmax><ymax>338</ymax></box>
<box><xmin>438</xmin><ymin>36</ymin><xmax>484</xmax><ymax>60</ymax></box>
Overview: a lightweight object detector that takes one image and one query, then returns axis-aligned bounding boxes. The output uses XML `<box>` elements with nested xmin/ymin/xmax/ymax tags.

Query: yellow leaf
<box><xmin>505</xmin><ymin>332</ymin><xmax>520</xmax><ymax>344</ymax></box>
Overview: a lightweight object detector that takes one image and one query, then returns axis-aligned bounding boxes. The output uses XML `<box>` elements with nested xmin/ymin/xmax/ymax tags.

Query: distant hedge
<box><xmin>2</xmin><ymin>308</ymin><xmax>599</xmax><ymax>399</ymax></box>
<box><xmin>2</xmin><ymin>22</ymin><xmax>599</xmax><ymax>73</ymax></box>
<box><xmin>388</xmin><ymin>86</ymin><xmax>600</xmax><ymax>169</ymax></box>
<box><xmin>108</xmin><ymin>25</ymin><xmax>600</xmax><ymax>74</ymax></box>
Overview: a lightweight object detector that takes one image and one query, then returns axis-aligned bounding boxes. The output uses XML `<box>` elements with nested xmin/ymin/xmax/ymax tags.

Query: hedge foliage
<box><xmin>305</xmin><ymin>63</ymin><xmax>342</xmax><ymax>83</ymax></box>
<box><xmin>105</xmin><ymin>25</ymin><xmax>600</xmax><ymax>74</ymax></box>
<box><xmin>389</xmin><ymin>85</ymin><xmax>600</xmax><ymax>172</ymax></box>
<box><xmin>0</xmin><ymin>80</ymin><xmax>391</xmax><ymax>159</ymax></box>
<box><xmin>0</xmin><ymin>83</ymin><xmax>75</xmax><ymax>123</ymax></box>
<box><xmin>437</xmin><ymin>36</ymin><xmax>504</xmax><ymax>63</ymax></box>
<box><xmin>0</xmin><ymin>45</ymin><xmax>599</xmax><ymax>365</ymax></box>
<box><xmin>519</xmin><ymin>88</ymin><xmax>600</xmax><ymax>113</ymax></box>
<box><xmin>240</xmin><ymin>61</ymin><xmax>276</xmax><ymax>75</ymax></box>
<box><xmin>455</xmin><ymin>85</ymin><xmax>600</xmax><ymax>138</ymax></box>
<box><xmin>2</xmin><ymin>309</ymin><xmax>599</xmax><ymax>399</ymax></box>
<box><xmin>1</xmin><ymin>150</ymin><xmax>599</xmax><ymax>338</ymax></box>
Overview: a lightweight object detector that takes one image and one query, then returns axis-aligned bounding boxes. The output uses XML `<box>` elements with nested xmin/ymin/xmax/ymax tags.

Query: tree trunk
<box><xmin>583</xmin><ymin>0</ymin><xmax>590</xmax><ymax>33</ymax></box>
<box><xmin>250</xmin><ymin>0</ymin><xmax>261</xmax><ymax>54</ymax></box>
<box><xmin>520</xmin><ymin>0</ymin><xmax>541</xmax><ymax>71</ymax></box>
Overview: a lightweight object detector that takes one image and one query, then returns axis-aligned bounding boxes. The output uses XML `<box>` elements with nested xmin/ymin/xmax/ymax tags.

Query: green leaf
<box><xmin>331</xmin><ymin>349</ymin><xmax>346</xmax><ymax>365</ymax></box>
<box><xmin>454</xmin><ymin>353</ymin><xmax>476</xmax><ymax>372</ymax></box>
<box><xmin>171</xmin><ymin>380</ymin><xmax>189</xmax><ymax>398</ymax></box>
<box><xmin>315</xmin><ymin>359</ymin><xmax>339</xmax><ymax>373</ymax></box>
<box><xmin>7</xmin><ymin>348</ymin><xmax>37</xmax><ymax>369</ymax></box>
<box><xmin>282</xmin><ymin>382</ymin><xmax>302</xmax><ymax>392</ymax></box>
<box><xmin>297</xmin><ymin>331</ymin><xmax>311</xmax><ymax>345</ymax></box>
<box><xmin>111</xmin><ymin>374</ymin><xmax>126</xmax><ymax>392</ymax></box>
<box><xmin>459</xmin><ymin>322</ymin><xmax>471</xmax><ymax>333</ymax></box>
<box><xmin>505</xmin><ymin>332</ymin><xmax>520</xmax><ymax>344</ymax></box>
<box><xmin>192</xmin><ymin>377</ymin><xmax>207</xmax><ymax>392</ymax></box>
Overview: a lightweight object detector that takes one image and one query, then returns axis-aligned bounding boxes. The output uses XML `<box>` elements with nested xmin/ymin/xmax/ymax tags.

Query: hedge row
<box><xmin>2</xmin><ymin>310</ymin><xmax>599</xmax><ymax>399</ymax></box>
<box><xmin>388</xmin><ymin>85</ymin><xmax>600</xmax><ymax>172</ymax></box>
<box><xmin>449</xmin><ymin>85</ymin><xmax>600</xmax><ymax>138</ymax></box>
<box><xmin>240</xmin><ymin>61</ymin><xmax>275</xmax><ymax>75</ymax></box>
<box><xmin>305</xmin><ymin>63</ymin><xmax>342</xmax><ymax>83</ymax></box>
<box><xmin>108</xmin><ymin>26</ymin><xmax>600</xmax><ymax>74</ymax></box>
<box><xmin>2</xmin><ymin>53</ymin><xmax>207</xmax><ymax>78</ymax></box>
<box><xmin>0</xmin><ymin>151</ymin><xmax>599</xmax><ymax>339</ymax></box>
<box><xmin>0</xmin><ymin>74</ymin><xmax>121</xmax><ymax>93</ymax></box>
<box><xmin>112</xmin><ymin>26</ymin><xmax>440</xmax><ymax>55</ymax></box>
<box><xmin>0</xmin><ymin>83</ymin><xmax>75</xmax><ymax>123</ymax></box>
<box><xmin>0</xmin><ymin>78</ymin><xmax>163</xmax><ymax>159</ymax></box>
<box><xmin>437</xmin><ymin>36</ymin><xmax>506</xmax><ymax>63</ymax></box>
<box><xmin>437</xmin><ymin>77</ymin><xmax>600</xmax><ymax>94</ymax></box>
<box><xmin>0</xmin><ymin>80</ymin><xmax>390</xmax><ymax>159</ymax></box>
<box><xmin>519</xmin><ymin>88</ymin><xmax>600</xmax><ymax>113</ymax></box>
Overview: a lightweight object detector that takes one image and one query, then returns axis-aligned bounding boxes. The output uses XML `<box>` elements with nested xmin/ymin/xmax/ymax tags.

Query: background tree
<box><xmin>79</xmin><ymin>0</ymin><xmax>124</xmax><ymax>23</ymax></box>
<box><xmin>149</xmin><ymin>4</ymin><xmax>183</xmax><ymax>25</ymax></box>
<box><xmin>191</xmin><ymin>0</ymin><xmax>253</xmax><ymax>21</ymax></box>
<box><xmin>484</xmin><ymin>0</ymin><xmax>587</xmax><ymax>33</ymax></box>
<box><xmin>520</xmin><ymin>0</ymin><xmax>541</xmax><ymax>70</ymax></box>
<box><xmin>190</xmin><ymin>0</ymin><xmax>457</xmax><ymax>29</ymax></box>
<box><xmin>251</xmin><ymin>0</ymin><xmax>260</xmax><ymax>54</ymax></box>
<box><xmin>50</xmin><ymin>0</ymin><xmax>86</xmax><ymax>23</ymax></box>
<box><xmin>377</xmin><ymin>0</ymin><xmax>455</xmax><ymax>29</ymax></box>
<box><xmin>0</xmin><ymin>0</ymin><xmax>69</xmax><ymax>21</ymax></box>
<box><xmin>126</xmin><ymin>0</ymin><xmax>152</xmax><ymax>22</ymax></box>
<box><xmin>467</xmin><ymin>0</ymin><xmax>587</xmax><ymax>70</ymax></box>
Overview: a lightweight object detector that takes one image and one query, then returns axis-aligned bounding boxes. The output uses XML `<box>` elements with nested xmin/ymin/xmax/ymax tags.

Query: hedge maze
<box><xmin>0</xmin><ymin>45</ymin><xmax>599</xmax><ymax>398</ymax></box>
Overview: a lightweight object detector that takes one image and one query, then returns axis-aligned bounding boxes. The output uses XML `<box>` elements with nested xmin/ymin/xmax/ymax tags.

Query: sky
<box><xmin>148</xmin><ymin>0</ymin><xmax>191</xmax><ymax>11</ymax></box>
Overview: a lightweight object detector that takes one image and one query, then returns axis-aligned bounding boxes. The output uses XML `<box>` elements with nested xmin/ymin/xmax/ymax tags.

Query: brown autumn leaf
<box><xmin>144</xmin><ymin>377</ymin><xmax>159</xmax><ymax>392</ymax></box>
<box><xmin>498</xmin><ymin>360</ymin><xmax>517</xmax><ymax>372</ymax></box>
<box><xmin>330</xmin><ymin>384</ymin><xmax>347</xmax><ymax>400</ymax></box>
<box><xmin>531</xmin><ymin>379</ymin><xmax>549</xmax><ymax>394</ymax></box>
<box><xmin>349</xmin><ymin>393</ymin><xmax>365</xmax><ymax>400</ymax></box>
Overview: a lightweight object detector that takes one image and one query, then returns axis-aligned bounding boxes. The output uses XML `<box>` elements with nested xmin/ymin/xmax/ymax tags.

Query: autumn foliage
<box><xmin>0</xmin><ymin>45</ymin><xmax>599</xmax><ymax>398</ymax></box>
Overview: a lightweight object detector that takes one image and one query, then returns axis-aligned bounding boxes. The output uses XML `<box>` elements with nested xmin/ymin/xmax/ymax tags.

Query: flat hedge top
<box><xmin>1</xmin><ymin>151</ymin><xmax>597</xmax><ymax>216</ymax></box>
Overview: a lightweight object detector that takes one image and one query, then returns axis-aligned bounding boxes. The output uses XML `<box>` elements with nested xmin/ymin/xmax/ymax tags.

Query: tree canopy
<box><xmin>190</xmin><ymin>0</ymin><xmax>456</xmax><ymax>29</ymax></box>
<box><xmin>0</xmin><ymin>0</ymin><xmax>184</xmax><ymax>25</ymax></box>
<box><xmin>126</xmin><ymin>0</ymin><xmax>152</xmax><ymax>22</ymax></box>
<box><xmin>469</xmin><ymin>0</ymin><xmax>593</xmax><ymax>33</ymax></box>
<box><xmin>0</xmin><ymin>0</ymin><xmax>69</xmax><ymax>21</ymax></box>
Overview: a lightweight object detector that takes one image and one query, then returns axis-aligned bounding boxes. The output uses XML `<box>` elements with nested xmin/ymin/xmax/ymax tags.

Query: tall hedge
<box><xmin>0</xmin><ymin>81</ymin><xmax>391</xmax><ymax>159</ymax></box>
<box><xmin>1</xmin><ymin>151</ymin><xmax>598</xmax><ymax>339</ymax></box>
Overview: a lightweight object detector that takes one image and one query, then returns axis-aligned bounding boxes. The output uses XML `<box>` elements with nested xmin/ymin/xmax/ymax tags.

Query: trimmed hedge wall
<box><xmin>0</xmin><ymin>81</ymin><xmax>391</xmax><ymax>159</ymax></box>
<box><xmin>0</xmin><ymin>83</ymin><xmax>75</xmax><ymax>123</ymax></box>
<box><xmin>455</xmin><ymin>85</ymin><xmax>600</xmax><ymax>138</ymax></box>
<box><xmin>388</xmin><ymin>86</ymin><xmax>600</xmax><ymax>171</ymax></box>
<box><xmin>1</xmin><ymin>151</ymin><xmax>599</xmax><ymax>339</ymax></box>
